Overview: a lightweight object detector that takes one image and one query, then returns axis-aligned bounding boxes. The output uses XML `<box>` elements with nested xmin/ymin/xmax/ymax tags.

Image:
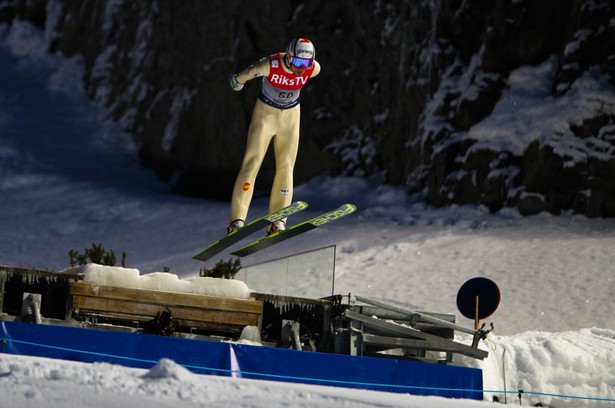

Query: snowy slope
<box><xmin>1</xmin><ymin>20</ymin><xmax>615</xmax><ymax>407</ymax></box>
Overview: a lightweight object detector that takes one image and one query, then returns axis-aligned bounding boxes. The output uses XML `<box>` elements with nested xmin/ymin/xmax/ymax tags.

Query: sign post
<box><xmin>456</xmin><ymin>277</ymin><xmax>501</xmax><ymax>330</ymax></box>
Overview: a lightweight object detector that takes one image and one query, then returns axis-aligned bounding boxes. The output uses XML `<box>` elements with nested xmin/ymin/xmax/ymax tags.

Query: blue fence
<box><xmin>0</xmin><ymin>320</ymin><xmax>483</xmax><ymax>399</ymax></box>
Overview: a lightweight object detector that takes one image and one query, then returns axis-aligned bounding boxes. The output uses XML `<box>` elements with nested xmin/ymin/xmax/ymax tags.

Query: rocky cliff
<box><xmin>3</xmin><ymin>0</ymin><xmax>615</xmax><ymax>216</ymax></box>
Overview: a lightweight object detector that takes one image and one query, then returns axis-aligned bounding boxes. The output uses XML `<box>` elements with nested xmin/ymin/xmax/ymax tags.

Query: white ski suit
<box><xmin>228</xmin><ymin>52</ymin><xmax>321</xmax><ymax>225</ymax></box>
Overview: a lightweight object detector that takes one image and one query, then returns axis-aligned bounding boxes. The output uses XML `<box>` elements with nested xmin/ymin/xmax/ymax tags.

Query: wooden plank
<box><xmin>73</xmin><ymin>296</ymin><xmax>260</xmax><ymax>327</ymax></box>
<box><xmin>69</xmin><ymin>282</ymin><xmax>263</xmax><ymax>314</ymax></box>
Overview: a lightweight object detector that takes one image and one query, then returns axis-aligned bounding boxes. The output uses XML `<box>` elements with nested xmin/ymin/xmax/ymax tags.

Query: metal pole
<box><xmin>352</xmin><ymin>294</ymin><xmax>477</xmax><ymax>335</ymax></box>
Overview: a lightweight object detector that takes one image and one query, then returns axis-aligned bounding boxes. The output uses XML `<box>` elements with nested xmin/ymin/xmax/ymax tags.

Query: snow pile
<box><xmin>0</xmin><ymin>353</ymin><xmax>483</xmax><ymax>408</ymax></box>
<box><xmin>141</xmin><ymin>358</ymin><xmax>194</xmax><ymax>381</ymax></box>
<box><xmin>460</xmin><ymin>329</ymin><xmax>615</xmax><ymax>406</ymax></box>
<box><xmin>62</xmin><ymin>263</ymin><xmax>253</xmax><ymax>299</ymax></box>
<box><xmin>1</xmin><ymin>330</ymin><xmax>615</xmax><ymax>407</ymax></box>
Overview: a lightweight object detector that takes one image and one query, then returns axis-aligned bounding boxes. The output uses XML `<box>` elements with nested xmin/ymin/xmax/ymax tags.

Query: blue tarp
<box><xmin>0</xmin><ymin>320</ymin><xmax>483</xmax><ymax>399</ymax></box>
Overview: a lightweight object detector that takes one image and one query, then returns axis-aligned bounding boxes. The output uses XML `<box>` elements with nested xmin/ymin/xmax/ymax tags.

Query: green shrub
<box><xmin>69</xmin><ymin>243</ymin><xmax>127</xmax><ymax>267</ymax></box>
<box><xmin>199</xmin><ymin>257</ymin><xmax>241</xmax><ymax>279</ymax></box>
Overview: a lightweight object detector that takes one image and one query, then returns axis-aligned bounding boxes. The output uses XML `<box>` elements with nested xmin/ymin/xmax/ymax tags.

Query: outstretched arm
<box><xmin>230</xmin><ymin>57</ymin><xmax>270</xmax><ymax>91</ymax></box>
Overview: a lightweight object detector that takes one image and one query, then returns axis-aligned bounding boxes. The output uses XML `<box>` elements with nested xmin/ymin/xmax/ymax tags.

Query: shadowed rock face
<box><xmin>4</xmin><ymin>0</ymin><xmax>615</xmax><ymax>216</ymax></box>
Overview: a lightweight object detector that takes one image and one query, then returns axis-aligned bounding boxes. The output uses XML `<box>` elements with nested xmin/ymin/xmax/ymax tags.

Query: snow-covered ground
<box><xmin>1</xmin><ymin>20</ymin><xmax>615</xmax><ymax>407</ymax></box>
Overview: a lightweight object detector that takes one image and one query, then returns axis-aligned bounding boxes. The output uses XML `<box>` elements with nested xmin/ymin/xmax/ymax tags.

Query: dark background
<box><xmin>3</xmin><ymin>0</ymin><xmax>615</xmax><ymax>216</ymax></box>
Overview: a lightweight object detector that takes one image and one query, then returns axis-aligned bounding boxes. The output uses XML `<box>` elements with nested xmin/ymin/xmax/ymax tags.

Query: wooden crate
<box><xmin>69</xmin><ymin>282</ymin><xmax>263</xmax><ymax>334</ymax></box>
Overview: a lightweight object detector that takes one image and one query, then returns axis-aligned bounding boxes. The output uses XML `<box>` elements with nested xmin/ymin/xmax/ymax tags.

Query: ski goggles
<box><xmin>290</xmin><ymin>57</ymin><xmax>313</xmax><ymax>68</ymax></box>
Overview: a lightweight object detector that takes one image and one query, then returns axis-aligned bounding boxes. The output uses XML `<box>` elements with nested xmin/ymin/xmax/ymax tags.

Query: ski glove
<box><xmin>229</xmin><ymin>74</ymin><xmax>244</xmax><ymax>91</ymax></box>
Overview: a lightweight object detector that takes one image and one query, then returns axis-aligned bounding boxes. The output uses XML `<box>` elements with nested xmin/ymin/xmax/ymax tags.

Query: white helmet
<box><xmin>286</xmin><ymin>38</ymin><xmax>315</xmax><ymax>65</ymax></box>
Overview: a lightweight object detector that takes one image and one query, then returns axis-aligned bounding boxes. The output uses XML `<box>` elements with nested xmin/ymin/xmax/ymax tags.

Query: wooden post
<box><xmin>475</xmin><ymin>295</ymin><xmax>480</xmax><ymax>331</ymax></box>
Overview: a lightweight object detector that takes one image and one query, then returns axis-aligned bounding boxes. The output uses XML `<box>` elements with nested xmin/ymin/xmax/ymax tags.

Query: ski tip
<box><xmin>192</xmin><ymin>253</ymin><xmax>209</xmax><ymax>261</ymax></box>
<box><xmin>341</xmin><ymin>203</ymin><xmax>357</xmax><ymax>213</ymax></box>
<box><xmin>293</xmin><ymin>201</ymin><xmax>309</xmax><ymax>209</ymax></box>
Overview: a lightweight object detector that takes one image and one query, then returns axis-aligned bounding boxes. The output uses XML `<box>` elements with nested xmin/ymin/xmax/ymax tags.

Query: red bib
<box><xmin>266</xmin><ymin>53</ymin><xmax>314</xmax><ymax>91</ymax></box>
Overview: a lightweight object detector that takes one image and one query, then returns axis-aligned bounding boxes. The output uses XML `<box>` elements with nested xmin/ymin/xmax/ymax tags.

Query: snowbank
<box><xmin>458</xmin><ymin>328</ymin><xmax>615</xmax><ymax>406</ymax></box>
<box><xmin>61</xmin><ymin>263</ymin><xmax>253</xmax><ymax>299</ymax></box>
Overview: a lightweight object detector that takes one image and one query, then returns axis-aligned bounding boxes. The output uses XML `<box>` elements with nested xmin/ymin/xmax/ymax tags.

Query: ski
<box><xmin>192</xmin><ymin>201</ymin><xmax>308</xmax><ymax>262</ymax></box>
<box><xmin>230</xmin><ymin>203</ymin><xmax>357</xmax><ymax>257</ymax></box>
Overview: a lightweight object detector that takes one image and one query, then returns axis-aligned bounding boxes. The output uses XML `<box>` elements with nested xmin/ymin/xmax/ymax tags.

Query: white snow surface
<box><xmin>1</xmin><ymin>19</ymin><xmax>615</xmax><ymax>407</ymax></box>
<box><xmin>63</xmin><ymin>263</ymin><xmax>253</xmax><ymax>299</ymax></box>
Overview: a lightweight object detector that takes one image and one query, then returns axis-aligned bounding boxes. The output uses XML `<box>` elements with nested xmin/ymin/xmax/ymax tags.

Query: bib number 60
<box><xmin>278</xmin><ymin>91</ymin><xmax>295</xmax><ymax>99</ymax></box>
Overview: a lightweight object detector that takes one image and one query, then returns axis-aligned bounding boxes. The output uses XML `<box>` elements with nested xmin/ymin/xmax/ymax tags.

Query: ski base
<box><xmin>192</xmin><ymin>201</ymin><xmax>308</xmax><ymax>262</ymax></box>
<box><xmin>230</xmin><ymin>203</ymin><xmax>356</xmax><ymax>257</ymax></box>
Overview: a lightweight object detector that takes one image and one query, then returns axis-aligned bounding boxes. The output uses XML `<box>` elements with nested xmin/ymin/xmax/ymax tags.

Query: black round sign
<box><xmin>456</xmin><ymin>277</ymin><xmax>501</xmax><ymax>320</ymax></box>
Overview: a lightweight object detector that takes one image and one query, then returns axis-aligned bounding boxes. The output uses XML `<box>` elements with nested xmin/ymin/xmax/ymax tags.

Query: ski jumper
<box><xmin>229</xmin><ymin>52</ymin><xmax>320</xmax><ymax>224</ymax></box>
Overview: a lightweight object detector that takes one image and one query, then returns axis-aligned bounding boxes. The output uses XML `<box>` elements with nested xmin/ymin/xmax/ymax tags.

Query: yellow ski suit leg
<box><xmin>229</xmin><ymin>100</ymin><xmax>300</xmax><ymax>223</ymax></box>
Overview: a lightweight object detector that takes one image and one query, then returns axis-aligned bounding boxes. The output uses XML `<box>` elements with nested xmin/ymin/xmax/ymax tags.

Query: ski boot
<box><xmin>227</xmin><ymin>219</ymin><xmax>245</xmax><ymax>234</ymax></box>
<box><xmin>267</xmin><ymin>220</ymin><xmax>286</xmax><ymax>236</ymax></box>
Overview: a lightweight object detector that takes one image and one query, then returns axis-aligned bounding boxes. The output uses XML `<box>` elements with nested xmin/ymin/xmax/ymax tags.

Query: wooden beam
<box><xmin>69</xmin><ymin>282</ymin><xmax>264</xmax><ymax>334</ymax></box>
<box><xmin>69</xmin><ymin>282</ymin><xmax>263</xmax><ymax>314</ymax></box>
<box><xmin>72</xmin><ymin>295</ymin><xmax>260</xmax><ymax>326</ymax></box>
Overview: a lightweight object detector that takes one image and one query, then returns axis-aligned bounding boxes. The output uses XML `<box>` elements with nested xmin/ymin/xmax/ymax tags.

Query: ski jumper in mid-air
<box><xmin>228</xmin><ymin>38</ymin><xmax>320</xmax><ymax>234</ymax></box>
